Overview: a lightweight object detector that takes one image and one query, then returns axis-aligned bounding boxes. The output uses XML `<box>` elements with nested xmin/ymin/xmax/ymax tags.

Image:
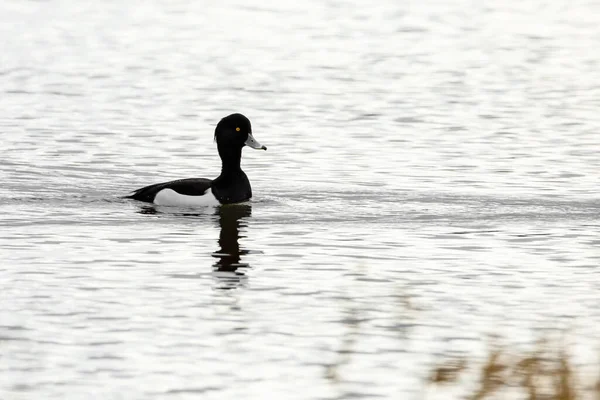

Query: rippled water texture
<box><xmin>1</xmin><ymin>1</ymin><xmax>600</xmax><ymax>399</ymax></box>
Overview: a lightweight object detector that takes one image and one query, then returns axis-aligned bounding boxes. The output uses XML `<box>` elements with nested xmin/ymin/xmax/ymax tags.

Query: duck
<box><xmin>126</xmin><ymin>113</ymin><xmax>266</xmax><ymax>206</ymax></box>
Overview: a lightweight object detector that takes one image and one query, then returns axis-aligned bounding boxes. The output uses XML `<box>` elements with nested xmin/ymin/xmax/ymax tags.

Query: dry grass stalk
<box><xmin>428</xmin><ymin>341</ymin><xmax>600</xmax><ymax>400</ymax></box>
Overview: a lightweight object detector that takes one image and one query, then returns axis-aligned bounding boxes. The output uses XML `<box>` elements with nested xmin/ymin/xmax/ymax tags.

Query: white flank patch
<box><xmin>154</xmin><ymin>188</ymin><xmax>220</xmax><ymax>207</ymax></box>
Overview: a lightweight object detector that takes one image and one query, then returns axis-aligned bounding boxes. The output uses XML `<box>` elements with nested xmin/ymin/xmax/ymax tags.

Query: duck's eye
<box><xmin>236</xmin><ymin>127</ymin><xmax>240</xmax><ymax>132</ymax></box>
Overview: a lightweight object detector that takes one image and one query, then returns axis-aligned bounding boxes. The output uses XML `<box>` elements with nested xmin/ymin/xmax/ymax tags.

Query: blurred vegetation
<box><xmin>429</xmin><ymin>340</ymin><xmax>600</xmax><ymax>400</ymax></box>
<box><xmin>326</xmin><ymin>270</ymin><xmax>599</xmax><ymax>399</ymax></box>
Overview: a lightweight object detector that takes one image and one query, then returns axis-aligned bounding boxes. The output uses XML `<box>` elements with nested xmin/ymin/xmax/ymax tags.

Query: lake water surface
<box><xmin>2</xmin><ymin>1</ymin><xmax>600</xmax><ymax>399</ymax></box>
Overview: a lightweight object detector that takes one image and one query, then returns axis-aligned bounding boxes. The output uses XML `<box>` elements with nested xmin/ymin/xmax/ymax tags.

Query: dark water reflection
<box><xmin>211</xmin><ymin>204</ymin><xmax>252</xmax><ymax>289</ymax></box>
<box><xmin>135</xmin><ymin>203</ymin><xmax>252</xmax><ymax>289</ymax></box>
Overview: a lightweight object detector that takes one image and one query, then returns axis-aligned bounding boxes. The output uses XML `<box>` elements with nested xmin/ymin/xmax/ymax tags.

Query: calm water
<box><xmin>2</xmin><ymin>1</ymin><xmax>600</xmax><ymax>399</ymax></box>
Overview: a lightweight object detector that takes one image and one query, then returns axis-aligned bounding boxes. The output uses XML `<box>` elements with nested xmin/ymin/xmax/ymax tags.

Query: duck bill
<box><xmin>245</xmin><ymin>133</ymin><xmax>267</xmax><ymax>150</ymax></box>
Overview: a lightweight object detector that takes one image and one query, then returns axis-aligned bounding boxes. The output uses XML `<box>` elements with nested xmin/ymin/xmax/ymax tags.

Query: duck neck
<box><xmin>217</xmin><ymin>145</ymin><xmax>242</xmax><ymax>179</ymax></box>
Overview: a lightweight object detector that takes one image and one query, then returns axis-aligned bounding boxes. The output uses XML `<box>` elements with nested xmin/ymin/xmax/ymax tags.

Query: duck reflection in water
<box><xmin>211</xmin><ymin>204</ymin><xmax>252</xmax><ymax>277</ymax></box>
<box><xmin>136</xmin><ymin>204</ymin><xmax>253</xmax><ymax>289</ymax></box>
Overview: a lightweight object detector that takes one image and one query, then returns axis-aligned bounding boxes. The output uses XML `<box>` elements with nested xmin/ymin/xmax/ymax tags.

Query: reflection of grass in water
<box><xmin>429</xmin><ymin>340</ymin><xmax>600</xmax><ymax>399</ymax></box>
<box><xmin>324</xmin><ymin>264</ymin><xmax>369</xmax><ymax>382</ymax></box>
<box><xmin>430</xmin><ymin>357</ymin><xmax>468</xmax><ymax>384</ymax></box>
<box><xmin>325</xmin><ymin>280</ymin><xmax>419</xmax><ymax>383</ymax></box>
<box><xmin>324</xmin><ymin>303</ymin><xmax>361</xmax><ymax>383</ymax></box>
<box><xmin>324</xmin><ymin>272</ymin><xmax>598</xmax><ymax>399</ymax></box>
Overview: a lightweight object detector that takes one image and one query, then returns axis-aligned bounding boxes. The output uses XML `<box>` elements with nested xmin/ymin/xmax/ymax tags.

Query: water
<box><xmin>1</xmin><ymin>0</ymin><xmax>600</xmax><ymax>398</ymax></box>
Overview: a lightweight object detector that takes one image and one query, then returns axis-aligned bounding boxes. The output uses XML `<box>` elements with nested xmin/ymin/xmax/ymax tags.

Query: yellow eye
<box><xmin>236</xmin><ymin>127</ymin><xmax>240</xmax><ymax>132</ymax></box>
